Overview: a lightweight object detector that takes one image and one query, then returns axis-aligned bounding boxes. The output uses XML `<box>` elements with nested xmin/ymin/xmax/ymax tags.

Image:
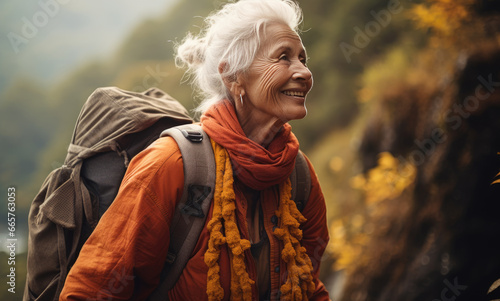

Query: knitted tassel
<box><xmin>205</xmin><ymin>140</ymin><xmax>254</xmax><ymax>300</ymax></box>
<box><xmin>205</xmin><ymin>140</ymin><xmax>227</xmax><ymax>300</ymax></box>
<box><xmin>274</xmin><ymin>179</ymin><xmax>315</xmax><ymax>301</ymax></box>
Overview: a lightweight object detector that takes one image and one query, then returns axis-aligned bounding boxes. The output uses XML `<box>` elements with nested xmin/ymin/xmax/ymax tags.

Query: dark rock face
<box><xmin>341</xmin><ymin>42</ymin><xmax>500</xmax><ymax>301</ymax></box>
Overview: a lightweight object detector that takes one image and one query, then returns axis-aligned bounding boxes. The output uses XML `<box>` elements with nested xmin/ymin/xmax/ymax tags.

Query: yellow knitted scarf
<box><xmin>205</xmin><ymin>140</ymin><xmax>315</xmax><ymax>301</ymax></box>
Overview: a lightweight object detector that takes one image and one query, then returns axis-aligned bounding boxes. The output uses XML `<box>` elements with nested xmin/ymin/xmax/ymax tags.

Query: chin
<box><xmin>287</xmin><ymin>106</ymin><xmax>307</xmax><ymax>121</ymax></box>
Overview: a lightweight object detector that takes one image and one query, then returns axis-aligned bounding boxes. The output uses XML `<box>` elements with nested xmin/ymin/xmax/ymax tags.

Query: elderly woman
<box><xmin>60</xmin><ymin>0</ymin><xmax>330</xmax><ymax>300</ymax></box>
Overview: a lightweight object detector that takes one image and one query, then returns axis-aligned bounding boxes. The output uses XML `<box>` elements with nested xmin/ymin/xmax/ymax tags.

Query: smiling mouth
<box><xmin>281</xmin><ymin>90</ymin><xmax>306</xmax><ymax>97</ymax></box>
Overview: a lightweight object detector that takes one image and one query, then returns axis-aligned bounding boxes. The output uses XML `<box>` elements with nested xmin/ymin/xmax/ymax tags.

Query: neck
<box><xmin>236</xmin><ymin>105</ymin><xmax>285</xmax><ymax>148</ymax></box>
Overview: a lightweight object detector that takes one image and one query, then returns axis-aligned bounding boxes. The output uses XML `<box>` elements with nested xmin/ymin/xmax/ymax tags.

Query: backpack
<box><xmin>24</xmin><ymin>86</ymin><xmax>311</xmax><ymax>301</ymax></box>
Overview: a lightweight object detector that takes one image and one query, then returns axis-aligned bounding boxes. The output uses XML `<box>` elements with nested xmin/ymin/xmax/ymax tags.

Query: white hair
<box><xmin>175</xmin><ymin>0</ymin><xmax>303</xmax><ymax>113</ymax></box>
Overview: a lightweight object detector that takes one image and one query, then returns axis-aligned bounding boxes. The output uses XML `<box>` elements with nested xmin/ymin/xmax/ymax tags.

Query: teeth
<box><xmin>282</xmin><ymin>91</ymin><xmax>305</xmax><ymax>97</ymax></box>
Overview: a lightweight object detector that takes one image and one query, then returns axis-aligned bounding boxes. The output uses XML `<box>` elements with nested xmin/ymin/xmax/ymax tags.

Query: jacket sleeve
<box><xmin>300</xmin><ymin>155</ymin><xmax>331</xmax><ymax>301</ymax></box>
<box><xmin>60</xmin><ymin>137</ymin><xmax>184</xmax><ymax>301</ymax></box>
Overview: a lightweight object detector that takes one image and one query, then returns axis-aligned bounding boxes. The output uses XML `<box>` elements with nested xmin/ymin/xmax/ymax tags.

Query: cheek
<box><xmin>256</xmin><ymin>65</ymin><xmax>286</xmax><ymax>100</ymax></box>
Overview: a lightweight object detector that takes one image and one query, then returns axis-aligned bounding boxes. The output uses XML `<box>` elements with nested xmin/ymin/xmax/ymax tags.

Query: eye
<box><xmin>300</xmin><ymin>57</ymin><xmax>308</xmax><ymax>66</ymax></box>
<box><xmin>279</xmin><ymin>54</ymin><xmax>289</xmax><ymax>61</ymax></box>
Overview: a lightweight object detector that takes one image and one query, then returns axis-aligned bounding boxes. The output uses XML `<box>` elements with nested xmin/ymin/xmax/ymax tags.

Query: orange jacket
<box><xmin>60</xmin><ymin>137</ymin><xmax>330</xmax><ymax>300</ymax></box>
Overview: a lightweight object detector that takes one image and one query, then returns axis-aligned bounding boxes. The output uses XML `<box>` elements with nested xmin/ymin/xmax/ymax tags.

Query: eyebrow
<box><xmin>273</xmin><ymin>44</ymin><xmax>307</xmax><ymax>57</ymax></box>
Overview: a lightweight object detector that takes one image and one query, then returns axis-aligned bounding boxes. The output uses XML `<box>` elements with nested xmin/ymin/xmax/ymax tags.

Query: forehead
<box><xmin>259</xmin><ymin>22</ymin><xmax>305</xmax><ymax>53</ymax></box>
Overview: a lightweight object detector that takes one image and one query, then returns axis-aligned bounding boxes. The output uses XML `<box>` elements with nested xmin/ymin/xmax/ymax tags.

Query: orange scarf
<box><xmin>202</xmin><ymin>100</ymin><xmax>314</xmax><ymax>300</ymax></box>
<box><xmin>201</xmin><ymin>99</ymin><xmax>299</xmax><ymax>190</ymax></box>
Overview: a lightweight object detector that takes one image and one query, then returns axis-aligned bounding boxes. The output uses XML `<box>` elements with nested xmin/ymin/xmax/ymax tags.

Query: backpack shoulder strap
<box><xmin>290</xmin><ymin>150</ymin><xmax>311</xmax><ymax>212</ymax></box>
<box><xmin>147</xmin><ymin>124</ymin><xmax>215</xmax><ymax>301</ymax></box>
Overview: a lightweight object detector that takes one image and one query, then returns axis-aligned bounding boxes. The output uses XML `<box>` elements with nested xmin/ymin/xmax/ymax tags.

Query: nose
<box><xmin>292</xmin><ymin>61</ymin><xmax>312</xmax><ymax>82</ymax></box>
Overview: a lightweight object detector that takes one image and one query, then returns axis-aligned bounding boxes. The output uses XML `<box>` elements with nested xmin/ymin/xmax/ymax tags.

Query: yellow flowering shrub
<box><xmin>353</xmin><ymin>152</ymin><xmax>416</xmax><ymax>205</ymax></box>
<box><xmin>330</xmin><ymin>152</ymin><xmax>416</xmax><ymax>272</ymax></box>
<box><xmin>411</xmin><ymin>0</ymin><xmax>472</xmax><ymax>36</ymax></box>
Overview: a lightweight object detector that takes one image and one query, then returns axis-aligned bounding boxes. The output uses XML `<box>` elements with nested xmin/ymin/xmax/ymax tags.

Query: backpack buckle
<box><xmin>180</xmin><ymin>129</ymin><xmax>203</xmax><ymax>142</ymax></box>
<box><xmin>165</xmin><ymin>252</ymin><xmax>176</xmax><ymax>265</ymax></box>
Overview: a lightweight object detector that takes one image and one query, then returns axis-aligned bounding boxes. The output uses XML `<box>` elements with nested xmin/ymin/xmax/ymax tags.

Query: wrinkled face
<box><xmin>241</xmin><ymin>22</ymin><xmax>313</xmax><ymax>123</ymax></box>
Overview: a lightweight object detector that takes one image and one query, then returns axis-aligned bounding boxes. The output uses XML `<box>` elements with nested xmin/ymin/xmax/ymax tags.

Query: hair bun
<box><xmin>175</xmin><ymin>35</ymin><xmax>206</xmax><ymax>68</ymax></box>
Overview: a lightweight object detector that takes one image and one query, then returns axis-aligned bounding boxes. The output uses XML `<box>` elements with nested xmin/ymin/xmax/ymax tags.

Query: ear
<box><xmin>219</xmin><ymin>62</ymin><xmax>245</xmax><ymax>97</ymax></box>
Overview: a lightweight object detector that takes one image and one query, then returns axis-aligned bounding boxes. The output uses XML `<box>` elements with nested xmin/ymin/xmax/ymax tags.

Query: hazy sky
<box><xmin>2</xmin><ymin>0</ymin><xmax>178</xmax><ymax>86</ymax></box>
